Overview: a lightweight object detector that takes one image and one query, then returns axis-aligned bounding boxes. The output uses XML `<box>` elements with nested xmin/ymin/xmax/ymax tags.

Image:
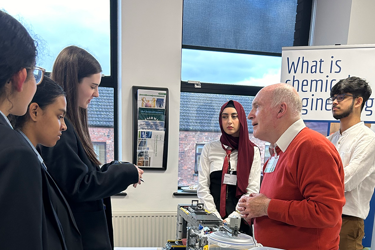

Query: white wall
<box><xmin>112</xmin><ymin>0</ymin><xmax>192</xmax><ymax>213</ymax></box>
<box><xmin>312</xmin><ymin>0</ymin><xmax>375</xmax><ymax>46</ymax></box>
<box><xmin>311</xmin><ymin>0</ymin><xmax>352</xmax><ymax>46</ymax></box>
<box><xmin>347</xmin><ymin>0</ymin><xmax>375</xmax><ymax>44</ymax></box>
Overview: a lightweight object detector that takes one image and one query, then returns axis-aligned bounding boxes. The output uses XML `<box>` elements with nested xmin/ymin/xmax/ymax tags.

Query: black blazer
<box><xmin>39</xmin><ymin>118</ymin><xmax>139</xmax><ymax>250</ymax></box>
<box><xmin>0</xmin><ymin>115</ymin><xmax>82</xmax><ymax>250</ymax></box>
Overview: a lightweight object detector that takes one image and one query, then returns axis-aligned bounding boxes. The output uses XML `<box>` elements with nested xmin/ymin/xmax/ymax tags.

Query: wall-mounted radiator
<box><xmin>112</xmin><ymin>212</ymin><xmax>177</xmax><ymax>247</ymax></box>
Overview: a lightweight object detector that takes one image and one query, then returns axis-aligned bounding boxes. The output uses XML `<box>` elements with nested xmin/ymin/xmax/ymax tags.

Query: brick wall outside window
<box><xmin>89</xmin><ymin>127</ymin><xmax>115</xmax><ymax>163</ymax></box>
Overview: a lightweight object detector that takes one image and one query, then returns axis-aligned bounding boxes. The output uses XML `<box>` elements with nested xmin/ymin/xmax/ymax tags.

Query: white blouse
<box><xmin>197</xmin><ymin>140</ymin><xmax>261</xmax><ymax>219</ymax></box>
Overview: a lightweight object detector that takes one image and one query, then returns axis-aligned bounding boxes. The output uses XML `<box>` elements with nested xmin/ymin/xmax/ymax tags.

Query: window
<box><xmin>181</xmin><ymin>49</ymin><xmax>282</xmax><ymax>86</ymax></box>
<box><xmin>2</xmin><ymin>1</ymin><xmax>111</xmax><ymax>75</ymax></box>
<box><xmin>194</xmin><ymin>144</ymin><xmax>205</xmax><ymax>175</ymax></box>
<box><xmin>93</xmin><ymin>142</ymin><xmax>107</xmax><ymax>164</ymax></box>
<box><xmin>179</xmin><ymin>47</ymin><xmax>284</xmax><ymax>189</ymax></box>
<box><xmin>3</xmin><ymin>0</ymin><xmax>119</xmax><ymax>160</ymax></box>
<box><xmin>88</xmin><ymin>87</ymin><xmax>115</xmax><ymax>162</ymax></box>
<box><xmin>182</xmin><ymin>0</ymin><xmax>298</xmax><ymax>54</ymax></box>
<box><xmin>178</xmin><ymin>89</ymin><xmax>266</xmax><ymax>187</ymax></box>
<box><xmin>178</xmin><ymin>1</ymin><xmax>309</xmax><ymax>188</ymax></box>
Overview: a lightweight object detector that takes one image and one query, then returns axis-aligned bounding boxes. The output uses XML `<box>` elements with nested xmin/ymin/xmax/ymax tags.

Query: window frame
<box><xmin>98</xmin><ymin>0</ymin><xmax>119</xmax><ymax>159</ymax></box>
<box><xmin>181</xmin><ymin>81</ymin><xmax>262</xmax><ymax>95</ymax></box>
<box><xmin>182</xmin><ymin>44</ymin><xmax>281</xmax><ymax>57</ymax></box>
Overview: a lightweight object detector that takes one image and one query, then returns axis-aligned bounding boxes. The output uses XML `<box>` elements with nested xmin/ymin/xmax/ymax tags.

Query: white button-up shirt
<box><xmin>198</xmin><ymin>140</ymin><xmax>261</xmax><ymax>219</ymax></box>
<box><xmin>328</xmin><ymin>122</ymin><xmax>375</xmax><ymax>219</ymax></box>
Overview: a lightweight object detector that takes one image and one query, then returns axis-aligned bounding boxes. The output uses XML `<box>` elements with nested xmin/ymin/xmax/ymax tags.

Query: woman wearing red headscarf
<box><xmin>197</xmin><ymin>100</ymin><xmax>261</xmax><ymax>234</ymax></box>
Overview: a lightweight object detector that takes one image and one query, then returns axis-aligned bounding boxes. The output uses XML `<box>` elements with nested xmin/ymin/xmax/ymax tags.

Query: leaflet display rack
<box><xmin>132</xmin><ymin>86</ymin><xmax>169</xmax><ymax>170</ymax></box>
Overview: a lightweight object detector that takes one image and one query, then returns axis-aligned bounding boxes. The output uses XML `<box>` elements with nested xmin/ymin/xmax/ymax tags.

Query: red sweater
<box><xmin>255</xmin><ymin>128</ymin><xmax>345</xmax><ymax>250</ymax></box>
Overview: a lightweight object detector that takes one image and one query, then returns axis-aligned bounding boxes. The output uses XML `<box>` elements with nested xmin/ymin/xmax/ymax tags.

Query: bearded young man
<box><xmin>328</xmin><ymin>76</ymin><xmax>375</xmax><ymax>250</ymax></box>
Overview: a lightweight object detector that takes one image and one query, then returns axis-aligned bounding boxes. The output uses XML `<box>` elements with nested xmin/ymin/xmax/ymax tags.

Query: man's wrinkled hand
<box><xmin>237</xmin><ymin>193</ymin><xmax>271</xmax><ymax>222</ymax></box>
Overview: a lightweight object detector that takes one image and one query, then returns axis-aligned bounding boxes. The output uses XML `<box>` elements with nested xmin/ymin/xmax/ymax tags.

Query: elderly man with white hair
<box><xmin>238</xmin><ymin>83</ymin><xmax>345</xmax><ymax>250</ymax></box>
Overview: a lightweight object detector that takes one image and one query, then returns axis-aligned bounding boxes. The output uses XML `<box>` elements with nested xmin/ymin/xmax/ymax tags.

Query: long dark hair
<box><xmin>13</xmin><ymin>76</ymin><xmax>65</xmax><ymax>129</ymax></box>
<box><xmin>51</xmin><ymin>46</ymin><xmax>102</xmax><ymax>165</ymax></box>
<box><xmin>0</xmin><ymin>10</ymin><xmax>37</xmax><ymax>98</ymax></box>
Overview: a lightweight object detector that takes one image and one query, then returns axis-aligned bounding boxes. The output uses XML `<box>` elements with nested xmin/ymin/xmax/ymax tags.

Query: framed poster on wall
<box><xmin>132</xmin><ymin>86</ymin><xmax>169</xmax><ymax>170</ymax></box>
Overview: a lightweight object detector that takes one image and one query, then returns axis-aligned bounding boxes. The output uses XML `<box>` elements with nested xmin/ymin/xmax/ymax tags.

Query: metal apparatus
<box><xmin>176</xmin><ymin>200</ymin><xmax>222</xmax><ymax>249</ymax></box>
<box><xmin>164</xmin><ymin>200</ymin><xmax>246</xmax><ymax>250</ymax></box>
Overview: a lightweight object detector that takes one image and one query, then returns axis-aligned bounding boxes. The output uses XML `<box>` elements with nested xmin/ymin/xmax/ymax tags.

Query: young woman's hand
<box><xmin>133</xmin><ymin>165</ymin><xmax>144</xmax><ymax>188</ymax></box>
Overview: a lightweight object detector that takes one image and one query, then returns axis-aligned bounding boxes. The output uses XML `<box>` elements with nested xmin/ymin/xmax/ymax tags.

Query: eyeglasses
<box><xmin>328</xmin><ymin>93</ymin><xmax>354</xmax><ymax>103</ymax></box>
<box><xmin>26</xmin><ymin>66</ymin><xmax>45</xmax><ymax>85</ymax></box>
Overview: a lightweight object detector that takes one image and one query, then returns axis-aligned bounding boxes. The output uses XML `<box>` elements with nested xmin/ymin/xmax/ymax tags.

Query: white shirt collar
<box><xmin>276</xmin><ymin>118</ymin><xmax>306</xmax><ymax>153</ymax></box>
<box><xmin>0</xmin><ymin>110</ymin><xmax>13</xmax><ymax>129</ymax></box>
<box><xmin>17</xmin><ymin>130</ymin><xmax>45</xmax><ymax>168</ymax></box>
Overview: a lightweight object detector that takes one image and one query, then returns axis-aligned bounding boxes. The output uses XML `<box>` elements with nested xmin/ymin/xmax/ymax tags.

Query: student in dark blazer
<box><xmin>13</xmin><ymin>76</ymin><xmax>84</xmax><ymax>250</ymax></box>
<box><xmin>39</xmin><ymin>46</ymin><xmax>144</xmax><ymax>250</ymax></box>
<box><xmin>0</xmin><ymin>11</ymin><xmax>82</xmax><ymax>250</ymax></box>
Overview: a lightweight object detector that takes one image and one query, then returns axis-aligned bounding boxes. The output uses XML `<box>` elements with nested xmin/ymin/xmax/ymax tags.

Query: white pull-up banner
<box><xmin>281</xmin><ymin>44</ymin><xmax>375</xmax><ymax>122</ymax></box>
